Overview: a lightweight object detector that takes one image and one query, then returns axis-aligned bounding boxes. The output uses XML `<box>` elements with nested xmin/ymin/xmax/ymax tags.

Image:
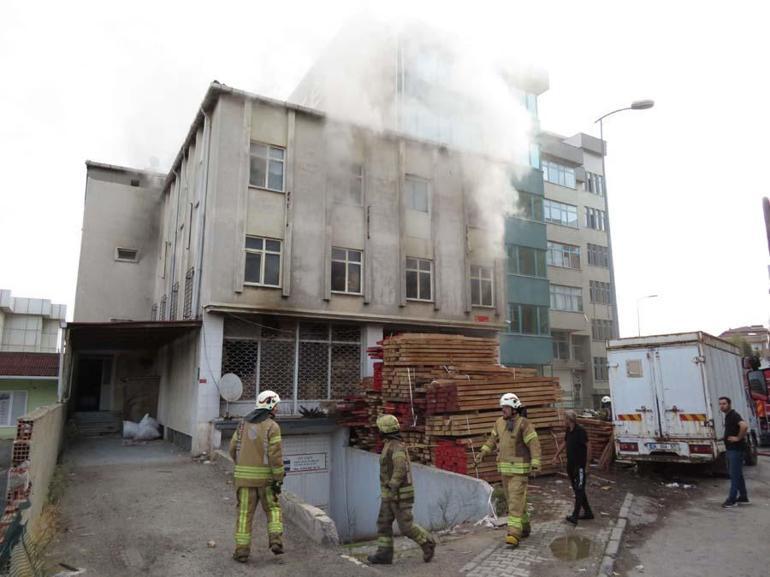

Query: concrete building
<box><xmin>537</xmin><ymin>133</ymin><xmax>615</xmax><ymax>408</ymax></box>
<box><xmin>720</xmin><ymin>325</ymin><xmax>770</xmax><ymax>362</ymax></box>
<box><xmin>0</xmin><ymin>290</ymin><xmax>65</xmax><ymax>437</ymax></box>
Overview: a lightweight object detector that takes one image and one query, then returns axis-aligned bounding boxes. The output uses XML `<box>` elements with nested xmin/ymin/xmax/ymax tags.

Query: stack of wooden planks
<box><xmin>576</xmin><ymin>417</ymin><xmax>615</xmax><ymax>469</ymax></box>
<box><xmin>342</xmin><ymin>333</ymin><xmax>564</xmax><ymax>483</ymax></box>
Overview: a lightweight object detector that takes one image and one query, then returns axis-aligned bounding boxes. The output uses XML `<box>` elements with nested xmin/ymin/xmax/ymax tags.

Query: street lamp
<box><xmin>594</xmin><ymin>100</ymin><xmax>655</xmax><ymax>339</ymax></box>
<box><xmin>637</xmin><ymin>294</ymin><xmax>659</xmax><ymax>337</ymax></box>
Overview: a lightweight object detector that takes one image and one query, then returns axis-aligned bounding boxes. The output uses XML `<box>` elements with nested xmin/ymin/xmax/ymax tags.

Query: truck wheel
<box><xmin>745</xmin><ymin>435</ymin><xmax>759</xmax><ymax>467</ymax></box>
<box><xmin>711</xmin><ymin>452</ymin><xmax>728</xmax><ymax>477</ymax></box>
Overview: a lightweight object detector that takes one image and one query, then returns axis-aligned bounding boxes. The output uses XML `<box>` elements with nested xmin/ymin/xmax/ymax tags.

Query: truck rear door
<box><xmin>652</xmin><ymin>345</ymin><xmax>712</xmax><ymax>440</ymax></box>
<box><xmin>609</xmin><ymin>348</ymin><xmax>661</xmax><ymax>438</ymax></box>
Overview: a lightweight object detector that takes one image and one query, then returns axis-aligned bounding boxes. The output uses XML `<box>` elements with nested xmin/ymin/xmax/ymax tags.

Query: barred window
<box><xmin>183</xmin><ymin>267</ymin><xmax>195</xmax><ymax>319</ymax></box>
<box><xmin>151</xmin><ymin>303</ymin><xmax>158</xmax><ymax>321</ymax></box>
<box><xmin>590</xmin><ymin>280</ymin><xmax>612</xmax><ymax>305</ymax></box>
<box><xmin>592</xmin><ymin>319</ymin><xmax>613</xmax><ymax>341</ymax></box>
<box><xmin>159</xmin><ymin>295</ymin><xmax>167</xmax><ymax>321</ymax></box>
<box><xmin>587</xmin><ymin>244</ymin><xmax>609</xmax><ymax>267</ymax></box>
<box><xmin>169</xmin><ymin>282</ymin><xmax>179</xmax><ymax>321</ymax></box>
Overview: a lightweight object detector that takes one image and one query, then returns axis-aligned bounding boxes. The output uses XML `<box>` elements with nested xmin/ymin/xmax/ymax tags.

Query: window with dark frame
<box><xmin>593</xmin><ymin>356</ymin><xmax>609</xmax><ymax>381</ymax></box>
<box><xmin>470</xmin><ymin>264</ymin><xmax>494</xmax><ymax>307</ymax></box>
<box><xmin>507</xmin><ymin>245</ymin><xmax>547</xmax><ymax>278</ymax></box>
<box><xmin>546</xmin><ymin>241</ymin><xmax>580</xmax><ymax>269</ymax></box>
<box><xmin>590</xmin><ymin>280</ymin><xmax>612</xmax><ymax>305</ymax></box>
<box><xmin>585</xmin><ymin>207</ymin><xmax>607</xmax><ymax>231</ymax></box>
<box><xmin>406</xmin><ymin>257</ymin><xmax>432</xmax><ymax>301</ymax></box>
<box><xmin>592</xmin><ymin>319</ymin><xmax>613</xmax><ymax>341</ymax></box>
<box><xmin>249</xmin><ymin>142</ymin><xmax>285</xmax><ymax>191</ymax></box>
<box><xmin>508</xmin><ymin>303</ymin><xmax>549</xmax><ymax>335</ymax></box>
<box><xmin>331</xmin><ymin>248</ymin><xmax>363</xmax><ymax>294</ymax></box>
<box><xmin>587</xmin><ymin>244</ymin><xmax>609</xmax><ymax>267</ymax></box>
<box><xmin>244</xmin><ymin>236</ymin><xmax>282</xmax><ymax>287</ymax></box>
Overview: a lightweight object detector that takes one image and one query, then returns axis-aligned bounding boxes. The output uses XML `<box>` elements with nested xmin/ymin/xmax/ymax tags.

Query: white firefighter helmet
<box><xmin>500</xmin><ymin>393</ymin><xmax>522</xmax><ymax>410</ymax></box>
<box><xmin>256</xmin><ymin>390</ymin><xmax>281</xmax><ymax>411</ymax></box>
<box><xmin>601</xmin><ymin>395</ymin><xmax>612</xmax><ymax>405</ymax></box>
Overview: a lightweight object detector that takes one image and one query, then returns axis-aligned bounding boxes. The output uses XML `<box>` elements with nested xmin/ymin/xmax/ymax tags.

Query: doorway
<box><xmin>75</xmin><ymin>357</ymin><xmax>111</xmax><ymax>412</ymax></box>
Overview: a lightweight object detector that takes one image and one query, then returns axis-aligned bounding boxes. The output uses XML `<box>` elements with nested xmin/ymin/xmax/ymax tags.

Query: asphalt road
<box><xmin>618</xmin><ymin>456</ymin><xmax>770</xmax><ymax>577</ymax></box>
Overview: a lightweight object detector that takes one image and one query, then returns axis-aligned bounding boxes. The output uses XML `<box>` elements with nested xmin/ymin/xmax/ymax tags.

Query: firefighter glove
<box><xmin>271</xmin><ymin>481</ymin><xmax>283</xmax><ymax>496</ymax></box>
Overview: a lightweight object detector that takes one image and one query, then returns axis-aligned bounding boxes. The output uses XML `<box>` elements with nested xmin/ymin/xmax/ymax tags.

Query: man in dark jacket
<box><xmin>719</xmin><ymin>396</ymin><xmax>750</xmax><ymax>507</ymax></box>
<box><xmin>553</xmin><ymin>410</ymin><xmax>593</xmax><ymax>524</ymax></box>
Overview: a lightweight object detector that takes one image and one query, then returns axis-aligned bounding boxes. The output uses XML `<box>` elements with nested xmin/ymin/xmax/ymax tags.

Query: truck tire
<box><xmin>710</xmin><ymin>452</ymin><xmax>728</xmax><ymax>477</ymax></box>
<box><xmin>745</xmin><ymin>434</ymin><xmax>759</xmax><ymax>467</ymax></box>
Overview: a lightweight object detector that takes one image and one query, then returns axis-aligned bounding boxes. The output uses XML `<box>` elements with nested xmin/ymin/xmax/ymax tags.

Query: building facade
<box><xmin>538</xmin><ymin>133</ymin><xmax>616</xmax><ymax>408</ymax></box>
<box><xmin>0</xmin><ymin>290</ymin><xmax>64</xmax><ymax>437</ymax></box>
<box><xmin>720</xmin><ymin>325</ymin><xmax>770</xmax><ymax>362</ymax></box>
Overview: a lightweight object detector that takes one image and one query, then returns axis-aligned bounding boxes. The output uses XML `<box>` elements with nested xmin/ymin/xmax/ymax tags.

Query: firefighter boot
<box><xmin>422</xmin><ymin>540</ymin><xmax>436</xmax><ymax>562</ymax></box>
<box><xmin>270</xmin><ymin>543</ymin><xmax>284</xmax><ymax>555</ymax></box>
<box><xmin>367</xmin><ymin>549</ymin><xmax>394</xmax><ymax>565</ymax></box>
<box><xmin>505</xmin><ymin>535</ymin><xmax>520</xmax><ymax>548</ymax></box>
<box><xmin>232</xmin><ymin>547</ymin><xmax>250</xmax><ymax>563</ymax></box>
<box><xmin>522</xmin><ymin>524</ymin><xmax>531</xmax><ymax>538</ymax></box>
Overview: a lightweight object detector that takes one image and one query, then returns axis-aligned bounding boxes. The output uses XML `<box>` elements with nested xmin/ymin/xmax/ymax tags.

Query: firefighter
<box><xmin>598</xmin><ymin>396</ymin><xmax>613</xmax><ymax>422</ymax></box>
<box><xmin>368</xmin><ymin>414</ymin><xmax>436</xmax><ymax>565</ymax></box>
<box><xmin>228</xmin><ymin>390</ymin><xmax>285</xmax><ymax>563</ymax></box>
<box><xmin>474</xmin><ymin>393</ymin><xmax>541</xmax><ymax>548</ymax></box>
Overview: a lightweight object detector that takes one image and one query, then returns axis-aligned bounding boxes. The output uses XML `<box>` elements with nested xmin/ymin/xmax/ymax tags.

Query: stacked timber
<box><xmin>576</xmin><ymin>417</ymin><xmax>614</xmax><ymax>468</ymax></box>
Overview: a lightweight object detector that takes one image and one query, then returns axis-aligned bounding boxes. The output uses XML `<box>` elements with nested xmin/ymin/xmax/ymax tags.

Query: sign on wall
<box><xmin>284</xmin><ymin>453</ymin><xmax>327</xmax><ymax>474</ymax></box>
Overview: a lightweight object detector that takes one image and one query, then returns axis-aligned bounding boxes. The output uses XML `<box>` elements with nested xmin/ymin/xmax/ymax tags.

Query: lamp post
<box><xmin>595</xmin><ymin>99</ymin><xmax>654</xmax><ymax>338</ymax></box>
<box><xmin>636</xmin><ymin>294</ymin><xmax>659</xmax><ymax>337</ymax></box>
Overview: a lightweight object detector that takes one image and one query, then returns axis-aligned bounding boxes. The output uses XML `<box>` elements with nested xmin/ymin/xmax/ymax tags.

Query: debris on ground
<box><xmin>207</xmin><ymin>540</ymin><xmax>216</xmax><ymax>548</ymax></box>
<box><xmin>122</xmin><ymin>414</ymin><xmax>161</xmax><ymax>441</ymax></box>
<box><xmin>340</xmin><ymin>554</ymin><xmax>367</xmax><ymax>567</ymax></box>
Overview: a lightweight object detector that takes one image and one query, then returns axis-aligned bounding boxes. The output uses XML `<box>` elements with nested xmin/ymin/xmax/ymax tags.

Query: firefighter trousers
<box><xmin>502</xmin><ymin>474</ymin><xmax>530</xmax><ymax>539</ymax></box>
<box><xmin>234</xmin><ymin>486</ymin><xmax>283</xmax><ymax>552</ymax></box>
<box><xmin>375</xmin><ymin>497</ymin><xmax>433</xmax><ymax>552</ymax></box>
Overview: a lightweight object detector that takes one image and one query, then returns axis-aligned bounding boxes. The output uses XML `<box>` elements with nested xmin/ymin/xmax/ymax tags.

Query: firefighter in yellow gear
<box><xmin>228</xmin><ymin>390</ymin><xmax>285</xmax><ymax>562</ymax></box>
<box><xmin>368</xmin><ymin>414</ymin><xmax>436</xmax><ymax>565</ymax></box>
<box><xmin>598</xmin><ymin>396</ymin><xmax>613</xmax><ymax>422</ymax></box>
<box><xmin>475</xmin><ymin>393</ymin><xmax>542</xmax><ymax>548</ymax></box>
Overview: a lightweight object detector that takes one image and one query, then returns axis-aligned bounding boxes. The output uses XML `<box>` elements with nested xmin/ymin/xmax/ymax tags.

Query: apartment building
<box><xmin>720</xmin><ymin>325</ymin><xmax>770</xmax><ymax>362</ymax></box>
<box><xmin>538</xmin><ymin>133</ymin><xmax>616</xmax><ymax>408</ymax></box>
<box><xmin>0</xmin><ymin>290</ymin><xmax>65</xmax><ymax>437</ymax></box>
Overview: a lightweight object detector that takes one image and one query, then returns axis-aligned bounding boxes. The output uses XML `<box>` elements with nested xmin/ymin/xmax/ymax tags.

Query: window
<box><xmin>115</xmin><ymin>248</ymin><xmax>138</xmax><ymax>262</ymax></box>
<box><xmin>544</xmin><ymin>199</ymin><xmax>578</xmax><ymax>228</ymax></box>
<box><xmin>333</xmin><ymin>164</ymin><xmax>364</xmax><ymax>205</ymax></box>
<box><xmin>586</xmin><ymin>172</ymin><xmax>605</xmax><ymax>196</ymax></box>
<box><xmin>244</xmin><ymin>236</ymin><xmax>282</xmax><ymax>287</ymax></box>
<box><xmin>592</xmin><ymin>319</ymin><xmax>613</xmax><ymax>341</ymax></box>
<box><xmin>331</xmin><ymin>248</ymin><xmax>362</xmax><ymax>294</ymax></box>
<box><xmin>514</xmin><ymin>191</ymin><xmax>544</xmax><ymax>222</ymax></box>
<box><xmin>470</xmin><ymin>265</ymin><xmax>494</xmax><ymax>307</ymax></box>
<box><xmin>546</xmin><ymin>241</ymin><xmax>581</xmax><ymax>269</ymax></box>
<box><xmin>249</xmin><ymin>142</ymin><xmax>285</xmax><ymax>191</ymax></box>
<box><xmin>507</xmin><ymin>246</ymin><xmax>547</xmax><ymax>278</ymax></box>
<box><xmin>509</xmin><ymin>304</ymin><xmax>549</xmax><ymax>335</ymax></box>
<box><xmin>542</xmin><ymin>159</ymin><xmax>576</xmax><ymax>188</ymax></box>
<box><xmin>593</xmin><ymin>357</ymin><xmax>608</xmax><ymax>381</ymax></box>
<box><xmin>550</xmin><ymin>285</ymin><xmax>583</xmax><ymax>312</ymax></box>
<box><xmin>587</xmin><ymin>244</ymin><xmax>609</xmax><ymax>267</ymax></box>
<box><xmin>552</xmin><ymin>331</ymin><xmax>570</xmax><ymax>360</ymax></box>
<box><xmin>585</xmin><ymin>207</ymin><xmax>608</xmax><ymax>231</ymax></box>
<box><xmin>406</xmin><ymin>257</ymin><xmax>432</xmax><ymax>301</ymax></box>
<box><xmin>405</xmin><ymin>176</ymin><xmax>430</xmax><ymax>212</ymax></box>
<box><xmin>0</xmin><ymin>391</ymin><xmax>27</xmax><ymax>427</ymax></box>
<box><xmin>590</xmin><ymin>281</ymin><xmax>612</xmax><ymax>305</ymax></box>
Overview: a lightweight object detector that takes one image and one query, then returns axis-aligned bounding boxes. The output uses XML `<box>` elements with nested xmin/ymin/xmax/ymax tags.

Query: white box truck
<box><xmin>607</xmin><ymin>332</ymin><xmax>759</xmax><ymax>467</ymax></box>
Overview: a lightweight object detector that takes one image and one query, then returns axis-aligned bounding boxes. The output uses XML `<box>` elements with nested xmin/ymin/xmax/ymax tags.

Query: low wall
<box><xmin>1</xmin><ymin>403</ymin><xmax>65</xmax><ymax>538</ymax></box>
<box><xmin>334</xmin><ymin>448</ymin><xmax>493</xmax><ymax>541</ymax></box>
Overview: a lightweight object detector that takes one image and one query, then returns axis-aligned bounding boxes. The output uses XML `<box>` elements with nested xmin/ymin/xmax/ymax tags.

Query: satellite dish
<box><xmin>219</xmin><ymin>373</ymin><xmax>243</xmax><ymax>402</ymax></box>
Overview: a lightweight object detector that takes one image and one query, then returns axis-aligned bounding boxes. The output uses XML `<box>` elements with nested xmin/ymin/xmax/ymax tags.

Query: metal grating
<box><xmin>298</xmin><ymin>342</ymin><xmax>328</xmax><ymax>399</ymax></box>
<box><xmin>169</xmin><ymin>282</ymin><xmax>179</xmax><ymax>321</ymax></box>
<box><xmin>183</xmin><ymin>267</ymin><xmax>195</xmax><ymax>319</ymax></box>
<box><xmin>222</xmin><ymin>340</ymin><xmax>259</xmax><ymax>399</ymax></box>
<box><xmin>151</xmin><ymin>304</ymin><xmax>158</xmax><ymax>321</ymax></box>
<box><xmin>259</xmin><ymin>340</ymin><xmax>295</xmax><ymax>401</ymax></box>
<box><xmin>159</xmin><ymin>295</ymin><xmax>167</xmax><ymax>321</ymax></box>
<box><xmin>332</xmin><ymin>325</ymin><xmax>360</xmax><ymax>343</ymax></box>
<box><xmin>331</xmin><ymin>344</ymin><xmax>361</xmax><ymax>398</ymax></box>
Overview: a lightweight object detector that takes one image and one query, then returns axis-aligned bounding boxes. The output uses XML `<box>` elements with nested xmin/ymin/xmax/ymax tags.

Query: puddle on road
<box><xmin>549</xmin><ymin>535</ymin><xmax>592</xmax><ymax>561</ymax></box>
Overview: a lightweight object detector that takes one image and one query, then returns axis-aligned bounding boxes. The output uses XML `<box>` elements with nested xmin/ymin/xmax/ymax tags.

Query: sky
<box><xmin>0</xmin><ymin>0</ymin><xmax>768</xmax><ymax>338</ymax></box>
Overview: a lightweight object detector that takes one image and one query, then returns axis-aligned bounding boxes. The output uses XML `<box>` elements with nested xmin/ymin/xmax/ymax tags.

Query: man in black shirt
<box><xmin>553</xmin><ymin>410</ymin><xmax>593</xmax><ymax>525</ymax></box>
<box><xmin>719</xmin><ymin>396</ymin><xmax>749</xmax><ymax>507</ymax></box>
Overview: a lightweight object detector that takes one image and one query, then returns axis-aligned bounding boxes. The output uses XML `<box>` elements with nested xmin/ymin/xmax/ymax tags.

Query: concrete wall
<box><xmin>156</xmin><ymin>331</ymin><xmax>199</xmax><ymax>444</ymax></box>
<box><xmin>22</xmin><ymin>404</ymin><xmax>65</xmax><ymax>532</ymax></box>
<box><xmin>335</xmin><ymin>448</ymin><xmax>493</xmax><ymax>541</ymax></box>
<box><xmin>0</xmin><ymin>379</ymin><xmax>57</xmax><ymax>439</ymax></box>
<box><xmin>75</xmin><ymin>166</ymin><xmax>163</xmax><ymax>322</ymax></box>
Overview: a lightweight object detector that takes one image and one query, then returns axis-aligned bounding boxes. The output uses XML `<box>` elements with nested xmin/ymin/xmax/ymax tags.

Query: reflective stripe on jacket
<box><xmin>228</xmin><ymin>417</ymin><xmax>284</xmax><ymax>488</ymax></box>
<box><xmin>379</xmin><ymin>438</ymin><xmax>414</xmax><ymax>500</ymax></box>
<box><xmin>480</xmin><ymin>416</ymin><xmax>542</xmax><ymax>475</ymax></box>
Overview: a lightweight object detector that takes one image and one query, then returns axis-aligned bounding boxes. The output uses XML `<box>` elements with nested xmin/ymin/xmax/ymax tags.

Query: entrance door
<box><xmin>75</xmin><ymin>357</ymin><xmax>110</xmax><ymax>412</ymax></box>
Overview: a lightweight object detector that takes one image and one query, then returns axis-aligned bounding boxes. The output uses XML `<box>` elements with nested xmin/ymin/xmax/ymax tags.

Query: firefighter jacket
<box><xmin>229</xmin><ymin>412</ymin><xmax>284</xmax><ymax>489</ymax></box>
<box><xmin>480</xmin><ymin>416</ymin><xmax>542</xmax><ymax>476</ymax></box>
<box><xmin>379</xmin><ymin>436</ymin><xmax>415</xmax><ymax>502</ymax></box>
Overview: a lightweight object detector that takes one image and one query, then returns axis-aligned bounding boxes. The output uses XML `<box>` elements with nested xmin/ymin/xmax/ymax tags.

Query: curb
<box><xmin>597</xmin><ymin>492</ymin><xmax>633</xmax><ymax>577</ymax></box>
<box><xmin>213</xmin><ymin>449</ymin><xmax>340</xmax><ymax>546</ymax></box>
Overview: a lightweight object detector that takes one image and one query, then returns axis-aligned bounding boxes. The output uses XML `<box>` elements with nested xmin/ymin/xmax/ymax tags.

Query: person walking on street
<box><xmin>228</xmin><ymin>390</ymin><xmax>285</xmax><ymax>562</ymax></box>
<box><xmin>475</xmin><ymin>393</ymin><xmax>541</xmax><ymax>548</ymax></box>
<box><xmin>552</xmin><ymin>410</ymin><xmax>594</xmax><ymax>525</ymax></box>
<box><xmin>368</xmin><ymin>414</ymin><xmax>436</xmax><ymax>565</ymax></box>
<box><xmin>719</xmin><ymin>396</ymin><xmax>750</xmax><ymax>508</ymax></box>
